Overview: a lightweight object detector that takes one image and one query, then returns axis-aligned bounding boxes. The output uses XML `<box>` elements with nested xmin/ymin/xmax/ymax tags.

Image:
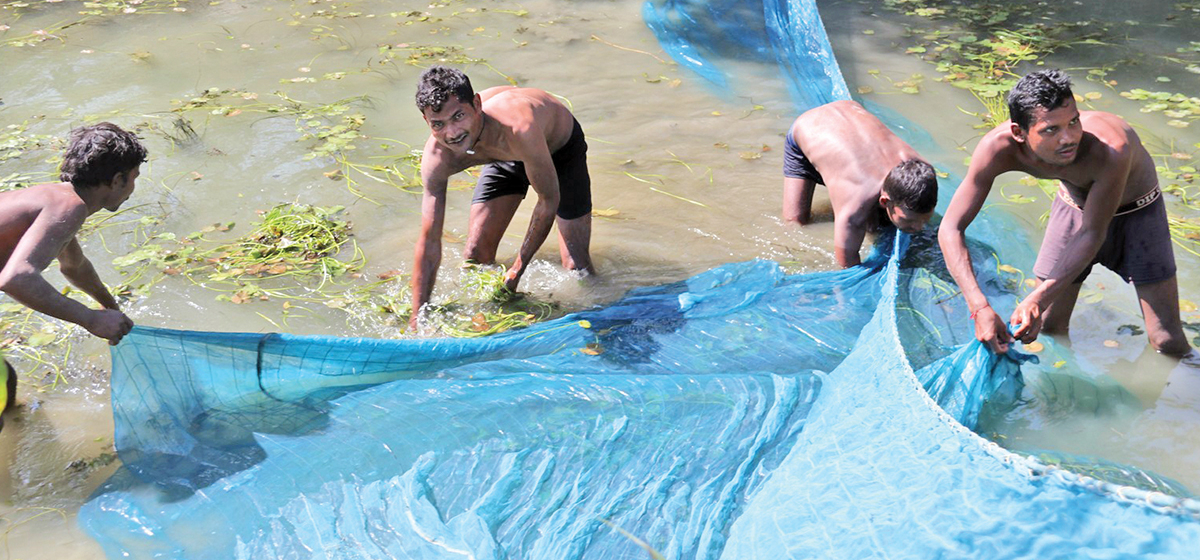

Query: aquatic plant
<box><xmin>0</xmin><ymin>301</ymin><xmax>78</xmax><ymax>390</ymax></box>
<box><xmin>0</xmin><ymin>121</ymin><xmax>60</xmax><ymax>163</ymax></box>
<box><xmin>878</xmin><ymin>0</ymin><xmax>1113</xmax><ymax>126</ymax></box>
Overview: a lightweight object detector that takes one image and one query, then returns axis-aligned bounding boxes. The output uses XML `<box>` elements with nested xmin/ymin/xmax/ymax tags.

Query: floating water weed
<box><xmin>112</xmin><ymin>203</ymin><xmax>369</xmax><ymax>303</ymax></box>
<box><xmin>0</xmin><ymin>303</ymin><xmax>76</xmax><ymax>390</ymax></box>
<box><xmin>878</xmin><ymin>0</ymin><xmax>1112</xmax><ymax>126</ymax></box>
<box><xmin>0</xmin><ymin>121</ymin><xmax>59</xmax><ymax>163</ymax></box>
<box><xmin>429</xmin><ymin>263</ymin><xmax>561</xmax><ymax>338</ymax></box>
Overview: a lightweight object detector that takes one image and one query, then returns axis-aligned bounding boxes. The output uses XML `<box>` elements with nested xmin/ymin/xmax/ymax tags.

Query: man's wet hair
<box><xmin>59</xmin><ymin>122</ymin><xmax>148</xmax><ymax>189</ymax></box>
<box><xmin>415</xmin><ymin>66</ymin><xmax>475</xmax><ymax>113</ymax></box>
<box><xmin>1007</xmin><ymin>69</ymin><xmax>1074</xmax><ymax>130</ymax></box>
<box><xmin>883</xmin><ymin>159</ymin><xmax>938</xmax><ymax>214</ymax></box>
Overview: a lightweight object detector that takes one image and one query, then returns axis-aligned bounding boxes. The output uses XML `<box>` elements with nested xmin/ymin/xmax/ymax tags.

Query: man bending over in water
<box><xmin>409</xmin><ymin>66</ymin><xmax>594</xmax><ymax>329</ymax></box>
<box><xmin>939</xmin><ymin>69</ymin><xmax>1190</xmax><ymax>356</ymax></box>
<box><xmin>0</xmin><ymin>122</ymin><xmax>143</xmax><ymax>425</ymax></box>
<box><xmin>783</xmin><ymin>100</ymin><xmax>938</xmax><ymax>267</ymax></box>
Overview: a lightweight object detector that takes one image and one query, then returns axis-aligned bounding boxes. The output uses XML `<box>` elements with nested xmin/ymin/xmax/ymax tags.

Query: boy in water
<box><xmin>939</xmin><ymin>69</ymin><xmax>1190</xmax><ymax>356</ymax></box>
<box><xmin>409</xmin><ymin>66</ymin><xmax>594</xmax><ymax>329</ymax></box>
<box><xmin>783</xmin><ymin>100</ymin><xmax>938</xmax><ymax>267</ymax></box>
<box><xmin>0</xmin><ymin>122</ymin><xmax>144</xmax><ymax>424</ymax></box>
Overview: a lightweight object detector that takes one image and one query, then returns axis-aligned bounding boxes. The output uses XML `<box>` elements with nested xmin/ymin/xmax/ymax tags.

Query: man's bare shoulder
<box><xmin>483</xmin><ymin>87</ymin><xmax>567</xmax><ymax>119</ymax></box>
<box><xmin>0</xmin><ymin>183</ymin><xmax>87</xmax><ymax>242</ymax></box>
<box><xmin>1080</xmin><ymin>111</ymin><xmax>1136</xmax><ymax>152</ymax></box>
<box><xmin>970</xmin><ymin>123</ymin><xmax>1024</xmax><ymax>168</ymax></box>
<box><xmin>418</xmin><ymin>137</ymin><xmax>462</xmax><ymax>189</ymax></box>
<box><xmin>1</xmin><ymin>182</ymin><xmax>86</xmax><ymax>212</ymax></box>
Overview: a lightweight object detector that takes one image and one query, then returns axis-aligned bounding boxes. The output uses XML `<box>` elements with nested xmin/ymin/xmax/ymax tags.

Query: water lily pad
<box><xmin>1116</xmin><ymin>324</ymin><xmax>1144</xmax><ymax>336</ymax></box>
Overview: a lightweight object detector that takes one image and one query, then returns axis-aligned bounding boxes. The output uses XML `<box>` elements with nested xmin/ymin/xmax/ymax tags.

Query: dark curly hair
<box><xmin>59</xmin><ymin>122</ymin><xmax>147</xmax><ymax>189</ymax></box>
<box><xmin>1007</xmin><ymin>69</ymin><xmax>1074</xmax><ymax>130</ymax></box>
<box><xmin>883</xmin><ymin>159</ymin><xmax>938</xmax><ymax>214</ymax></box>
<box><xmin>415</xmin><ymin>66</ymin><xmax>475</xmax><ymax>113</ymax></box>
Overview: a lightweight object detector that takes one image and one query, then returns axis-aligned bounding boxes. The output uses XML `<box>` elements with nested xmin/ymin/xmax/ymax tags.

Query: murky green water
<box><xmin>0</xmin><ymin>0</ymin><xmax>1198</xmax><ymax>557</ymax></box>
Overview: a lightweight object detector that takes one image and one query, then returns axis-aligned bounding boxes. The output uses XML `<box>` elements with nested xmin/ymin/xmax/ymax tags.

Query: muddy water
<box><xmin>0</xmin><ymin>0</ymin><xmax>1198</xmax><ymax>557</ymax></box>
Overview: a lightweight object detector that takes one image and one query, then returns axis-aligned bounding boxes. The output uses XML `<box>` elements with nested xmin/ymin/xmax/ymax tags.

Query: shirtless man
<box><xmin>783</xmin><ymin>100</ymin><xmax>938</xmax><ymax>267</ymax></box>
<box><xmin>0</xmin><ymin>122</ymin><xmax>143</xmax><ymax>422</ymax></box>
<box><xmin>939</xmin><ymin>69</ymin><xmax>1190</xmax><ymax>356</ymax></box>
<box><xmin>409</xmin><ymin>66</ymin><xmax>593</xmax><ymax>328</ymax></box>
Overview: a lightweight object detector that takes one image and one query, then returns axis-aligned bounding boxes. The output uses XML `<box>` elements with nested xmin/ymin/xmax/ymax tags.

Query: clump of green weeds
<box><xmin>112</xmin><ymin>203</ymin><xmax>366</xmax><ymax>302</ymax></box>
<box><xmin>431</xmin><ymin>264</ymin><xmax>561</xmax><ymax>337</ymax></box>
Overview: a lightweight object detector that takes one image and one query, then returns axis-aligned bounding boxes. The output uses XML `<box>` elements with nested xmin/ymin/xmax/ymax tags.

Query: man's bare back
<box><xmin>0</xmin><ymin>184</ymin><xmax>88</xmax><ymax>267</ymax></box>
<box><xmin>783</xmin><ymin>100</ymin><xmax>937</xmax><ymax>268</ymax></box>
<box><xmin>790</xmin><ymin>100</ymin><xmax>922</xmax><ymax>208</ymax></box>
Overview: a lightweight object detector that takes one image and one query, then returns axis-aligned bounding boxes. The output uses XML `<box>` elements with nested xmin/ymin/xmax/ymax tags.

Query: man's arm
<box><xmin>832</xmin><ymin>207</ymin><xmax>868</xmax><ymax>268</ymax></box>
<box><xmin>938</xmin><ymin>136</ymin><xmax>1012</xmax><ymax>353</ymax></box>
<box><xmin>0</xmin><ymin>206</ymin><xmax>132</xmax><ymax>344</ymax></box>
<box><xmin>782</xmin><ymin>177</ymin><xmax>817</xmax><ymax>225</ymax></box>
<box><xmin>1010</xmin><ymin>148</ymin><xmax>1127</xmax><ymax>341</ymax></box>
<box><xmin>57</xmin><ymin>237</ymin><xmax>120</xmax><ymax>310</ymax></box>
<box><xmin>410</xmin><ymin>169</ymin><xmax>449</xmax><ymax>330</ymax></box>
<box><xmin>503</xmin><ymin>126</ymin><xmax>560</xmax><ymax>292</ymax></box>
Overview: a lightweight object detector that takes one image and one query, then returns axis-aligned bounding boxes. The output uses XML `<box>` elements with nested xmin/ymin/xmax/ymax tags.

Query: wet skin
<box><xmin>939</xmin><ymin>98</ymin><xmax>1188</xmax><ymax>356</ymax></box>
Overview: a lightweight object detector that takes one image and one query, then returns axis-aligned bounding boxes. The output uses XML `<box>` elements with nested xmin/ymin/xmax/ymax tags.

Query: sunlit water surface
<box><xmin>0</xmin><ymin>0</ymin><xmax>1198</xmax><ymax>557</ymax></box>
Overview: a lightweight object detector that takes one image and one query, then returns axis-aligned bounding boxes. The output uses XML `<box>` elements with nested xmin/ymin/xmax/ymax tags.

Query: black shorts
<box><xmin>472</xmin><ymin>119</ymin><xmax>592</xmax><ymax>220</ymax></box>
<box><xmin>783</xmin><ymin>129</ymin><xmax>825</xmax><ymax>184</ymax></box>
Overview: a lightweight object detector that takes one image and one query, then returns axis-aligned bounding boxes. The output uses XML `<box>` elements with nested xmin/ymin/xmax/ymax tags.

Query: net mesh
<box><xmin>79</xmin><ymin>1</ymin><xmax>1200</xmax><ymax>557</ymax></box>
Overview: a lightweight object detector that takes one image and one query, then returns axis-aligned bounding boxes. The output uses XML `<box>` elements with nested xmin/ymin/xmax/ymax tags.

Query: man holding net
<box><xmin>939</xmin><ymin>69</ymin><xmax>1189</xmax><ymax>356</ymax></box>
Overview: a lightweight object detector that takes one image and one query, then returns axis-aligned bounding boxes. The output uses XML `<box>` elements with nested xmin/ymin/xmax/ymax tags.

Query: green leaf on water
<box><xmin>26</xmin><ymin>330</ymin><xmax>56</xmax><ymax>347</ymax></box>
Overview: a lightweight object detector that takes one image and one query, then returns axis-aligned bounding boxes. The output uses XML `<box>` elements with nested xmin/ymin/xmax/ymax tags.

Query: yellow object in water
<box><xmin>0</xmin><ymin>355</ymin><xmax>12</xmax><ymax>419</ymax></box>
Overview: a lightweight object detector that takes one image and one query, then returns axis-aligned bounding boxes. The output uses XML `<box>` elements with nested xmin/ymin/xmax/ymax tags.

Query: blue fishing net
<box><xmin>80</xmin><ymin>0</ymin><xmax>1200</xmax><ymax>557</ymax></box>
<box><xmin>642</xmin><ymin>0</ymin><xmax>849</xmax><ymax>110</ymax></box>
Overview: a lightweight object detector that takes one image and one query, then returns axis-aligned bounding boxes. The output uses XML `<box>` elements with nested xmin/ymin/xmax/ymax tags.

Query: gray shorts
<box><xmin>1033</xmin><ymin>189</ymin><xmax>1176</xmax><ymax>285</ymax></box>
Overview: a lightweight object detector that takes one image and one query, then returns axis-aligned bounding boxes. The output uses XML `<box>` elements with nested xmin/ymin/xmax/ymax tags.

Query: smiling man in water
<box><xmin>408</xmin><ymin>66</ymin><xmax>594</xmax><ymax>330</ymax></box>
<box><xmin>783</xmin><ymin>100</ymin><xmax>938</xmax><ymax>268</ymax></box>
<box><xmin>939</xmin><ymin>69</ymin><xmax>1190</xmax><ymax>356</ymax></box>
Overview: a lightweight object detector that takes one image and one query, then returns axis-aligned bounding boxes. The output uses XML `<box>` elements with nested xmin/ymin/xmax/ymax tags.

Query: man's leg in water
<box><xmin>1136</xmin><ymin>276</ymin><xmax>1191</xmax><ymax>356</ymax></box>
<box><xmin>782</xmin><ymin>177</ymin><xmax>820</xmax><ymax>225</ymax></box>
<box><xmin>465</xmin><ymin>194</ymin><xmax>523</xmax><ymax>264</ymax></box>
<box><xmin>1040</xmin><ymin>280</ymin><xmax>1083</xmax><ymax>335</ymax></box>
<box><xmin>557</xmin><ymin>212</ymin><xmax>593</xmax><ymax>273</ymax></box>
